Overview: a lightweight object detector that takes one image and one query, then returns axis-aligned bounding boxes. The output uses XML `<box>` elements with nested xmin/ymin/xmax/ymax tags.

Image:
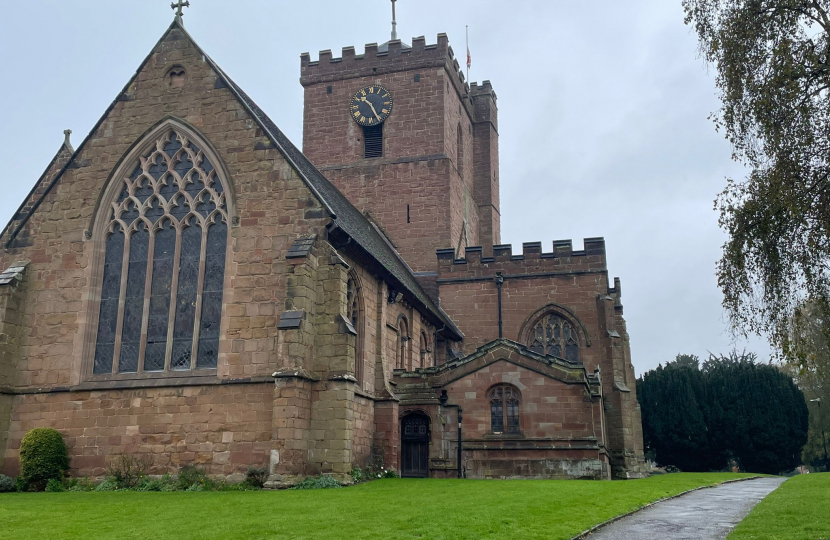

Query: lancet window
<box><xmin>93</xmin><ymin>129</ymin><xmax>228</xmax><ymax>376</ymax></box>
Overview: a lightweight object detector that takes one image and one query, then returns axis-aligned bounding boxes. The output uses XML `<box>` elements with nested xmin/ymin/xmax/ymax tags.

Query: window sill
<box><xmin>484</xmin><ymin>432</ymin><xmax>525</xmax><ymax>440</ymax></box>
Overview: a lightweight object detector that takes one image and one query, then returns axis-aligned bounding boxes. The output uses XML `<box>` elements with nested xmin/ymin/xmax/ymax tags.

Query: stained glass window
<box><xmin>489</xmin><ymin>385</ymin><xmax>521</xmax><ymax>434</ymax></box>
<box><xmin>93</xmin><ymin>128</ymin><xmax>228</xmax><ymax>376</ymax></box>
<box><xmin>527</xmin><ymin>313</ymin><xmax>580</xmax><ymax>362</ymax></box>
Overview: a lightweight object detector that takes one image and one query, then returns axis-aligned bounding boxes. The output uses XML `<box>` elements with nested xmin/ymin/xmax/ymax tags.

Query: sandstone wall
<box><xmin>1</xmin><ymin>383</ymin><xmax>273</xmax><ymax>478</ymax></box>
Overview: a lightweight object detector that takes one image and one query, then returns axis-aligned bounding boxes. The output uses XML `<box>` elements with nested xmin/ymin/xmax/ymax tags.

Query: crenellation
<box><xmin>300</xmin><ymin>34</ymin><xmax>465</xmax><ymax>91</ymax></box>
<box><xmin>438</xmin><ymin>238</ymin><xmax>608</xmax><ymax>276</ymax></box>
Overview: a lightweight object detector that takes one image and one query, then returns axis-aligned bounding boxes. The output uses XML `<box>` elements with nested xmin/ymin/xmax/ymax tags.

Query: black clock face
<box><xmin>349</xmin><ymin>85</ymin><xmax>393</xmax><ymax>127</ymax></box>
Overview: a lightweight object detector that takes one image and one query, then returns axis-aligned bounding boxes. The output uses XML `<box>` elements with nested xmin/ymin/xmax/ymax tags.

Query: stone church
<box><xmin>0</xmin><ymin>12</ymin><xmax>645</xmax><ymax>483</ymax></box>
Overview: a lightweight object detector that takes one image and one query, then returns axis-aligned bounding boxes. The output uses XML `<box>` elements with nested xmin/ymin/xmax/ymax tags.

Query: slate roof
<box><xmin>1</xmin><ymin>19</ymin><xmax>462</xmax><ymax>339</ymax></box>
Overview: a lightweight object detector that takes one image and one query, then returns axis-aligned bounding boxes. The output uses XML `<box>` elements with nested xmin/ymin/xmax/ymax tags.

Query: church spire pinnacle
<box><xmin>391</xmin><ymin>0</ymin><xmax>398</xmax><ymax>41</ymax></box>
<box><xmin>171</xmin><ymin>0</ymin><xmax>190</xmax><ymax>25</ymax></box>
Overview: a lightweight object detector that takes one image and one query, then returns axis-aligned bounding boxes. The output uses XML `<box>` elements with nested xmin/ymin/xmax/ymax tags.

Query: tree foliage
<box><xmin>638</xmin><ymin>351</ymin><xmax>809</xmax><ymax>473</ymax></box>
<box><xmin>683</xmin><ymin>0</ymin><xmax>830</xmax><ymax>350</ymax></box>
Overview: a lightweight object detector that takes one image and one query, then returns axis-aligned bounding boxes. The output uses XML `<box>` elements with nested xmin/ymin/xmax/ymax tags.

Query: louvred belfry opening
<box><xmin>93</xmin><ymin>129</ymin><xmax>228</xmax><ymax>376</ymax></box>
<box><xmin>363</xmin><ymin>124</ymin><xmax>383</xmax><ymax>158</ymax></box>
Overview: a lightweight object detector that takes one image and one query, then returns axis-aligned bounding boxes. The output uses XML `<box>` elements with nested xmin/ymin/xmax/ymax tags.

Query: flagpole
<box><xmin>465</xmin><ymin>25</ymin><xmax>470</xmax><ymax>83</ymax></box>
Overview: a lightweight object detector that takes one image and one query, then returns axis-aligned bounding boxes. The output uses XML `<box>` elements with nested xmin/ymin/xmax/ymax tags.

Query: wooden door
<box><xmin>401</xmin><ymin>414</ymin><xmax>430</xmax><ymax>478</ymax></box>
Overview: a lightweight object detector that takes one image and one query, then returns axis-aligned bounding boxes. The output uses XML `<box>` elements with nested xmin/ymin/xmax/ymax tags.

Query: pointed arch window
<box><xmin>527</xmin><ymin>313</ymin><xmax>580</xmax><ymax>362</ymax></box>
<box><xmin>92</xmin><ymin>128</ymin><xmax>228</xmax><ymax>376</ymax></box>
<box><xmin>489</xmin><ymin>385</ymin><xmax>521</xmax><ymax>434</ymax></box>
<box><xmin>396</xmin><ymin>318</ymin><xmax>410</xmax><ymax>370</ymax></box>
<box><xmin>347</xmin><ymin>273</ymin><xmax>364</xmax><ymax>385</ymax></box>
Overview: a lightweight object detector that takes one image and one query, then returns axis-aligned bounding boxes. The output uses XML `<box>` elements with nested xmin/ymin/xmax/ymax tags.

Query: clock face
<box><xmin>349</xmin><ymin>85</ymin><xmax>393</xmax><ymax>127</ymax></box>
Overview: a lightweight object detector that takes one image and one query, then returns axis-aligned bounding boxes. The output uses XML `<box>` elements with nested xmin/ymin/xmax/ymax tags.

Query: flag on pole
<box><xmin>465</xmin><ymin>25</ymin><xmax>471</xmax><ymax>82</ymax></box>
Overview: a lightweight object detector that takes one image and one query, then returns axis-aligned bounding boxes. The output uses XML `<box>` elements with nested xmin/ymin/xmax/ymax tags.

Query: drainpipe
<box><xmin>457</xmin><ymin>407</ymin><xmax>463</xmax><ymax>478</ymax></box>
<box><xmin>495</xmin><ymin>273</ymin><xmax>504</xmax><ymax>339</ymax></box>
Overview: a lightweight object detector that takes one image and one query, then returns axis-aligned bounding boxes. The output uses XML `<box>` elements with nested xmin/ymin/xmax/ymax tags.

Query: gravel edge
<box><xmin>568</xmin><ymin>475</ymin><xmax>767</xmax><ymax>540</ymax></box>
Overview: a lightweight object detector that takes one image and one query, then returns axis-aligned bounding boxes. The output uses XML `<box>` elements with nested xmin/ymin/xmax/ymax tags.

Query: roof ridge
<box><xmin>1</xmin><ymin>19</ymin><xmax>461</xmax><ymax>338</ymax></box>
<box><xmin>0</xmin><ymin>20</ymin><xmax>183</xmax><ymax>248</ymax></box>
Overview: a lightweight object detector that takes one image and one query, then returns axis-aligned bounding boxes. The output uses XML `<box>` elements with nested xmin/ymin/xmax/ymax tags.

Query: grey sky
<box><xmin>0</xmin><ymin>0</ymin><xmax>770</xmax><ymax>374</ymax></box>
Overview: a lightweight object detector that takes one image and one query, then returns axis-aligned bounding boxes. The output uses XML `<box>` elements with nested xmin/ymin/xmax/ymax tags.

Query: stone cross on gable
<box><xmin>171</xmin><ymin>0</ymin><xmax>190</xmax><ymax>23</ymax></box>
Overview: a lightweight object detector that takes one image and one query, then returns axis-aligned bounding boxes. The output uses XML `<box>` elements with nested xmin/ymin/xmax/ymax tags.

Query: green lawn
<box><xmin>728</xmin><ymin>473</ymin><xmax>830</xmax><ymax>540</ymax></box>
<box><xmin>0</xmin><ymin>473</ymin><xmax>753</xmax><ymax>540</ymax></box>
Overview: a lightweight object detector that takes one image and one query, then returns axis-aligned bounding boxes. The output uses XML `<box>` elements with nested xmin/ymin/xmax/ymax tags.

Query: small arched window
<box><xmin>489</xmin><ymin>385</ymin><xmax>521</xmax><ymax>434</ymax></box>
<box><xmin>347</xmin><ymin>273</ymin><xmax>364</xmax><ymax>385</ymax></box>
<box><xmin>92</xmin><ymin>128</ymin><xmax>228</xmax><ymax>376</ymax></box>
<box><xmin>527</xmin><ymin>313</ymin><xmax>580</xmax><ymax>362</ymax></box>
<box><xmin>396</xmin><ymin>318</ymin><xmax>410</xmax><ymax>370</ymax></box>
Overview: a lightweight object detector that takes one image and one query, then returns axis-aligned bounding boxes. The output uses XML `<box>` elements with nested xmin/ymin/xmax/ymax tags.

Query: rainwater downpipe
<box><xmin>495</xmin><ymin>273</ymin><xmax>504</xmax><ymax>339</ymax></box>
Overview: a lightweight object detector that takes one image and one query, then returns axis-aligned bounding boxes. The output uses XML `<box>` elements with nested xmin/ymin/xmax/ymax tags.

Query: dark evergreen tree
<box><xmin>638</xmin><ymin>363</ymin><xmax>712</xmax><ymax>471</ymax></box>
<box><xmin>639</xmin><ymin>351</ymin><xmax>809</xmax><ymax>474</ymax></box>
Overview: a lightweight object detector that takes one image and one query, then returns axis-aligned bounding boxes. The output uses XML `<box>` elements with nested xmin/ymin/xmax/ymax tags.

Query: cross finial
<box><xmin>171</xmin><ymin>0</ymin><xmax>190</xmax><ymax>24</ymax></box>
<box><xmin>391</xmin><ymin>0</ymin><xmax>398</xmax><ymax>41</ymax></box>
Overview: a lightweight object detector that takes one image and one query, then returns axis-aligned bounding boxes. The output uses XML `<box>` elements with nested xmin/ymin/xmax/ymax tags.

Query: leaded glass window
<box><xmin>489</xmin><ymin>385</ymin><xmax>521</xmax><ymax>435</ymax></box>
<box><xmin>527</xmin><ymin>313</ymin><xmax>580</xmax><ymax>362</ymax></box>
<box><xmin>93</xmin><ymin>129</ymin><xmax>229</xmax><ymax>376</ymax></box>
<box><xmin>347</xmin><ymin>274</ymin><xmax>363</xmax><ymax>384</ymax></box>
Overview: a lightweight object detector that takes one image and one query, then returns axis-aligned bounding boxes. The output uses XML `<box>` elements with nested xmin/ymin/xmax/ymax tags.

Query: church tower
<box><xmin>300</xmin><ymin>35</ymin><xmax>500</xmax><ymax>272</ymax></box>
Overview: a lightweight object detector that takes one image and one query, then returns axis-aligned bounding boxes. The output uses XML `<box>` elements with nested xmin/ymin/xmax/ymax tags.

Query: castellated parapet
<box><xmin>436</xmin><ymin>238</ymin><xmax>623</xmax><ymax>307</ymax></box>
<box><xmin>438</xmin><ymin>238</ymin><xmax>608</xmax><ymax>276</ymax></box>
<box><xmin>300</xmin><ymin>35</ymin><xmax>470</xmax><ymax>95</ymax></box>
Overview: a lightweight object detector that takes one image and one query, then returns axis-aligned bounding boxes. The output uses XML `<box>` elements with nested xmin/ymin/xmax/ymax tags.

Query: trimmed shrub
<box><xmin>19</xmin><ymin>428</ymin><xmax>69</xmax><ymax>491</ymax></box>
<box><xmin>0</xmin><ymin>474</ymin><xmax>14</xmax><ymax>493</ymax></box>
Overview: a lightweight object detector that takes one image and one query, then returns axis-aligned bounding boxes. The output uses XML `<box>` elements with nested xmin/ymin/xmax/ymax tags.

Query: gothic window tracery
<box><xmin>527</xmin><ymin>313</ymin><xmax>580</xmax><ymax>362</ymax></box>
<box><xmin>489</xmin><ymin>385</ymin><xmax>520</xmax><ymax>434</ymax></box>
<box><xmin>347</xmin><ymin>274</ymin><xmax>364</xmax><ymax>385</ymax></box>
<box><xmin>93</xmin><ymin>129</ymin><xmax>228</xmax><ymax>376</ymax></box>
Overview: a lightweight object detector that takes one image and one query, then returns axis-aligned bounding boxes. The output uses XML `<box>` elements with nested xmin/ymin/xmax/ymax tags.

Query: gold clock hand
<box><xmin>360</xmin><ymin>96</ymin><xmax>383</xmax><ymax>121</ymax></box>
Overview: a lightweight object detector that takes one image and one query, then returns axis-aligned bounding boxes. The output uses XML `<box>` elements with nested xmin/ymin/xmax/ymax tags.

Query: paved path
<box><xmin>585</xmin><ymin>477</ymin><xmax>786</xmax><ymax>540</ymax></box>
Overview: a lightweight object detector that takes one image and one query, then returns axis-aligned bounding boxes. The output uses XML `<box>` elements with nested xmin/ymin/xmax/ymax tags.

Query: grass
<box><xmin>0</xmin><ymin>473</ymin><xmax>754</xmax><ymax>540</ymax></box>
<box><xmin>728</xmin><ymin>473</ymin><xmax>830</xmax><ymax>540</ymax></box>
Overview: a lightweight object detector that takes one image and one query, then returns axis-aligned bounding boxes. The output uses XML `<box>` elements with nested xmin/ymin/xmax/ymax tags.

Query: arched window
<box><xmin>489</xmin><ymin>385</ymin><xmax>521</xmax><ymax>434</ymax></box>
<box><xmin>347</xmin><ymin>273</ymin><xmax>364</xmax><ymax>385</ymax></box>
<box><xmin>396</xmin><ymin>317</ymin><xmax>409</xmax><ymax>370</ymax></box>
<box><xmin>92</xmin><ymin>128</ymin><xmax>228</xmax><ymax>376</ymax></box>
<box><xmin>419</xmin><ymin>331</ymin><xmax>430</xmax><ymax>368</ymax></box>
<box><xmin>527</xmin><ymin>312</ymin><xmax>580</xmax><ymax>362</ymax></box>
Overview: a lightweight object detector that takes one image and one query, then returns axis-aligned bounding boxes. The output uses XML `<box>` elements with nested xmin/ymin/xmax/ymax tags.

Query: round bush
<box><xmin>0</xmin><ymin>474</ymin><xmax>14</xmax><ymax>493</ymax></box>
<box><xmin>19</xmin><ymin>428</ymin><xmax>68</xmax><ymax>490</ymax></box>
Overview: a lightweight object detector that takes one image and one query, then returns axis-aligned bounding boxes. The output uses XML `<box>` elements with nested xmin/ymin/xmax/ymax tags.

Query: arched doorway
<box><xmin>401</xmin><ymin>413</ymin><xmax>430</xmax><ymax>478</ymax></box>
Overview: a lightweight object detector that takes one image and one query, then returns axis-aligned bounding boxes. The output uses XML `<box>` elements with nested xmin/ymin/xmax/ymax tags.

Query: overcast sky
<box><xmin>0</xmin><ymin>1</ymin><xmax>771</xmax><ymax>374</ymax></box>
